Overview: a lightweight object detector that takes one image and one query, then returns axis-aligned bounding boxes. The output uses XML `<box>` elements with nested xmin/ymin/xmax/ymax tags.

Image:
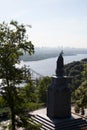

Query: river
<box><xmin>20</xmin><ymin>54</ymin><xmax>87</xmax><ymax>76</ymax></box>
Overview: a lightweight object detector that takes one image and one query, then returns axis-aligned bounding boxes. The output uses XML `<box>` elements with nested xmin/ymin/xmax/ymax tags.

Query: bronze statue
<box><xmin>56</xmin><ymin>51</ymin><xmax>64</xmax><ymax>76</ymax></box>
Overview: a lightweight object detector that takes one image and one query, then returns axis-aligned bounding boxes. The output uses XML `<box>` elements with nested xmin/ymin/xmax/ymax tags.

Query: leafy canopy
<box><xmin>0</xmin><ymin>21</ymin><xmax>34</xmax><ymax>130</ymax></box>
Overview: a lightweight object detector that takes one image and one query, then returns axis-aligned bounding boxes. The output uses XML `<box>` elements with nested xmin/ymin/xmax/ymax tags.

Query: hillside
<box><xmin>64</xmin><ymin>58</ymin><xmax>87</xmax><ymax>90</ymax></box>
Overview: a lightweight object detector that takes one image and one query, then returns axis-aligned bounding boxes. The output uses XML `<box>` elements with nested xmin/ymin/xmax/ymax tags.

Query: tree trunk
<box><xmin>11</xmin><ymin>108</ymin><xmax>15</xmax><ymax>130</ymax></box>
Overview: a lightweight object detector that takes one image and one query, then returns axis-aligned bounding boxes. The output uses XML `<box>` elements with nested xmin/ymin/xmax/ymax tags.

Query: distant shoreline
<box><xmin>19</xmin><ymin>53</ymin><xmax>87</xmax><ymax>76</ymax></box>
<box><xmin>20</xmin><ymin>47</ymin><xmax>87</xmax><ymax>62</ymax></box>
<box><xmin>21</xmin><ymin>54</ymin><xmax>76</xmax><ymax>62</ymax></box>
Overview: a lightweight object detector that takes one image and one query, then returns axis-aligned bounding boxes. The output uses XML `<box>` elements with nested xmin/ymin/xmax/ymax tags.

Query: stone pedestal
<box><xmin>47</xmin><ymin>76</ymin><xmax>71</xmax><ymax>119</ymax></box>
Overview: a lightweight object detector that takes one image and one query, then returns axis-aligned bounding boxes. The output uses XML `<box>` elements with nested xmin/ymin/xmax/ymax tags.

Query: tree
<box><xmin>0</xmin><ymin>21</ymin><xmax>34</xmax><ymax>130</ymax></box>
<box><xmin>37</xmin><ymin>77</ymin><xmax>51</xmax><ymax>105</ymax></box>
<box><xmin>82</xmin><ymin>63</ymin><xmax>87</xmax><ymax>80</ymax></box>
<box><xmin>74</xmin><ymin>80</ymin><xmax>87</xmax><ymax>115</ymax></box>
<box><xmin>24</xmin><ymin>80</ymin><xmax>37</xmax><ymax>102</ymax></box>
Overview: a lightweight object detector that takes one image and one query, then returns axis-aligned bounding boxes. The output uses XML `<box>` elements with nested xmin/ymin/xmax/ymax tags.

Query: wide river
<box><xmin>20</xmin><ymin>54</ymin><xmax>87</xmax><ymax>76</ymax></box>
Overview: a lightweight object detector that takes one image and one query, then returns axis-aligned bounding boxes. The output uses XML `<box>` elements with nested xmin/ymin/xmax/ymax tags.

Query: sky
<box><xmin>0</xmin><ymin>0</ymin><xmax>87</xmax><ymax>48</ymax></box>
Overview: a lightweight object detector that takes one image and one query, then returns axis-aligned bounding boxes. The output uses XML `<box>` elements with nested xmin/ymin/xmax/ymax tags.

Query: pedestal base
<box><xmin>47</xmin><ymin>76</ymin><xmax>71</xmax><ymax>119</ymax></box>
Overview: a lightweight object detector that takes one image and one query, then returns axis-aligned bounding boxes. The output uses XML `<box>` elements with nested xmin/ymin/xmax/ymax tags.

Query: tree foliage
<box><xmin>64</xmin><ymin>58</ymin><xmax>87</xmax><ymax>109</ymax></box>
<box><xmin>37</xmin><ymin>77</ymin><xmax>51</xmax><ymax>105</ymax></box>
<box><xmin>64</xmin><ymin>59</ymin><xmax>87</xmax><ymax>90</ymax></box>
<box><xmin>0</xmin><ymin>21</ymin><xmax>35</xmax><ymax>130</ymax></box>
<box><xmin>74</xmin><ymin>80</ymin><xmax>87</xmax><ymax>115</ymax></box>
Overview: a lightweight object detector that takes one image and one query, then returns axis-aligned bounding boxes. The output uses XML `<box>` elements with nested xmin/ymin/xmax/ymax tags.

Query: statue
<box><xmin>56</xmin><ymin>51</ymin><xmax>64</xmax><ymax>76</ymax></box>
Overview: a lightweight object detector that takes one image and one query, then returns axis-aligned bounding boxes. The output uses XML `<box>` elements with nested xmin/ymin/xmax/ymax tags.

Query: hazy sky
<box><xmin>0</xmin><ymin>0</ymin><xmax>87</xmax><ymax>48</ymax></box>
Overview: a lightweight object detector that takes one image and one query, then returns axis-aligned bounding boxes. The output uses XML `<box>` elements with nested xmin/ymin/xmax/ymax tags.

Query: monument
<box><xmin>30</xmin><ymin>52</ymin><xmax>87</xmax><ymax>129</ymax></box>
<box><xmin>47</xmin><ymin>51</ymin><xmax>71</xmax><ymax>118</ymax></box>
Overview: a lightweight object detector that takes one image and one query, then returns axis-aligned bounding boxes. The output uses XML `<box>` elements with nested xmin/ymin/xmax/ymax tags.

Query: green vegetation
<box><xmin>0</xmin><ymin>21</ymin><xmax>40</xmax><ymax>130</ymax></box>
<box><xmin>64</xmin><ymin>60</ymin><xmax>84</xmax><ymax>90</ymax></box>
<box><xmin>0</xmin><ymin>53</ymin><xmax>87</xmax><ymax>129</ymax></box>
<box><xmin>0</xmin><ymin>21</ymin><xmax>87</xmax><ymax>129</ymax></box>
<box><xmin>0</xmin><ymin>20</ymin><xmax>51</xmax><ymax>130</ymax></box>
<box><xmin>64</xmin><ymin>58</ymin><xmax>87</xmax><ymax>114</ymax></box>
<box><xmin>0</xmin><ymin>76</ymin><xmax>50</xmax><ymax>129</ymax></box>
<box><xmin>36</xmin><ymin>76</ymin><xmax>51</xmax><ymax>105</ymax></box>
<box><xmin>74</xmin><ymin>81</ymin><xmax>87</xmax><ymax>115</ymax></box>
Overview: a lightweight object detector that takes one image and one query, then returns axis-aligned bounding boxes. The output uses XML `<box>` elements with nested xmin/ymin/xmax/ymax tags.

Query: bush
<box><xmin>74</xmin><ymin>105</ymin><xmax>80</xmax><ymax>113</ymax></box>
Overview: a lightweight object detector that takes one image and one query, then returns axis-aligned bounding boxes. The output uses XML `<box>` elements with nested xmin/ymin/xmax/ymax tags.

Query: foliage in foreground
<box><xmin>0</xmin><ymin>20</ymin><xmax>36</xmax><ymax>130</ymax></box>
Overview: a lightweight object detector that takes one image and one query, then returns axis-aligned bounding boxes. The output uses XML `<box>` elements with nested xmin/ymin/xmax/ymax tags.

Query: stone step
<box><xmin>56</xmin><ymin>119</ymin><xmax>87</xmax><ymax>127</ymax></box>
<box><xmin>36</xmin><ymin>114</ymin><xmax>81</xmax><ymax>126</ymax></box>
<box><xmin>30</xmin><ymin>114</ymin><xmax>87</xmax><ymax>130</ymax></box>
<box><xmin>36</xmin><ymin>114</ymin><xmax>56</xmax><ymax>124</ymax></box>
<box><xmin>36</xmin><ymin>115</ymin><xmax>84</xmax><ymax>128</ymax></box>
<box><xmin>55</xmin><ymin>120</ymin><xmax>87</xmax><ymax>130</ymax></box>
<box><xmin>55</xmin><ymin>119</ymin><xmax>87</xmax><ymax>129</ymax></box>
<box><xmin>57</xmin><ymin>124</ymin><xmax>87</xmax><ymax>130</ymax></box>
<box><xmin>31</xmin><ymin>115</ymin><xmax>55</xmax><ymax>130</ymax></box>
<box><xmin>58</xmin><ymin>123</ymin><xmax>87</xmax><ymax>130</ymax></box>
<box><xmin>36</xmin><ymin>115</ymin><xmax>56</xmax><ymax>126</ymax></box>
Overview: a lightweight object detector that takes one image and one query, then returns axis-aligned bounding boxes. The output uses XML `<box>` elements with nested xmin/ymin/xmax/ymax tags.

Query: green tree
<box><xmin>0</xmin><ymin>21</ymin><xmax>34</xmax><ymax>130</ymax></box>
<box><xmin>82</xmin><ymin>64</ymin><xmax>87</xmax><ymax>80</ymax></box>
<box><xmin>17</xmin><ymin>80</ymin><xmax>43</xmax><ymax>112</ymax></box>
<box><xmin>75</xmin><ymin>80</ymin><xmax>87</xmax><ymax>115</ymax></box>
<box><xmin>37</xmin><ymin>77</ymin><xmax>51</xmax><ymax>105</ymax></box>
<box><xmin>24</xmin><ymin>80</ymin><xmax>37</xmax><ymax>102</ymax></box>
